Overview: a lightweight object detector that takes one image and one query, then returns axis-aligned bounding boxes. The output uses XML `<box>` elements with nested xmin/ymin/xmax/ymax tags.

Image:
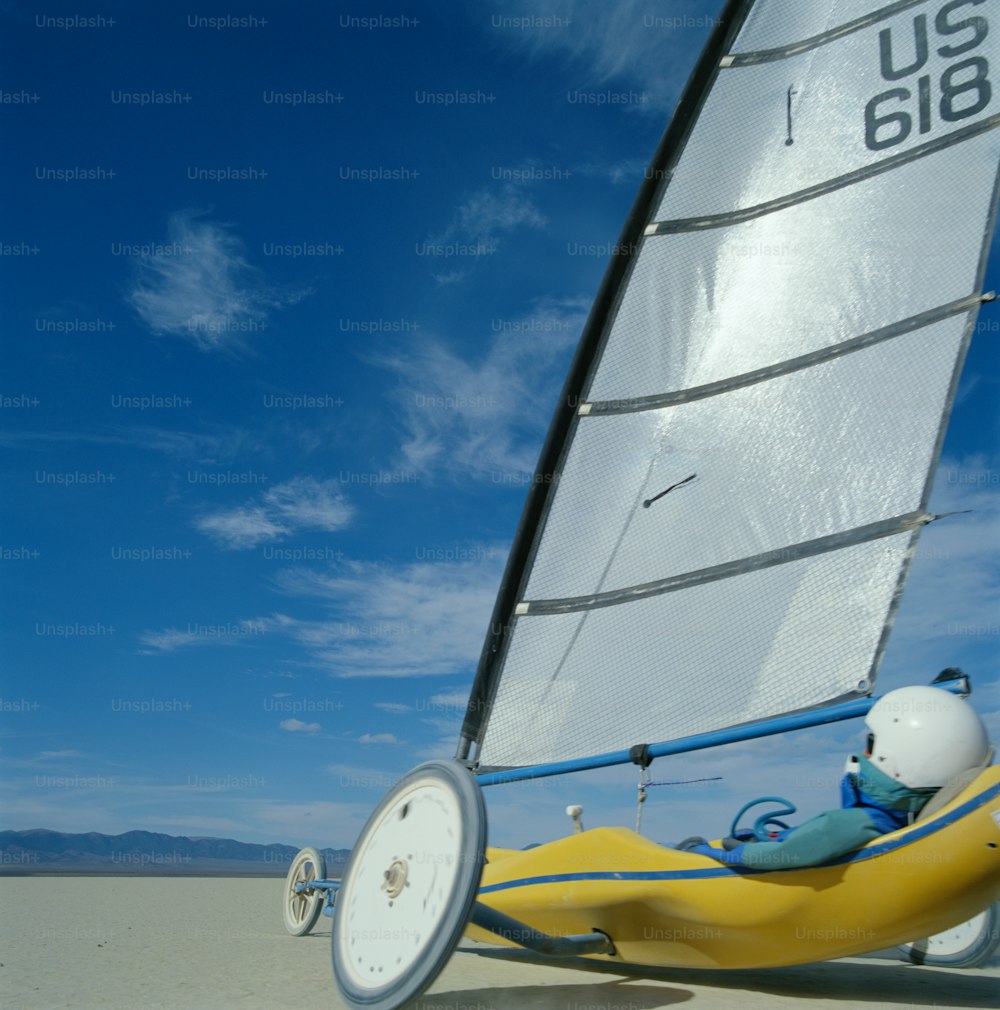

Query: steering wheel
<box><xmin>729</xmin><ymin>796</ymin><xmax>797</xmax><ymax>841</ymax></box>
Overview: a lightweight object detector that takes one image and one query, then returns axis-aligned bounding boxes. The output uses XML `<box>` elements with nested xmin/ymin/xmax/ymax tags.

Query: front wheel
<box><xmin>898</xmin><ymin>903</ymin><xmax>1000</xmax><ymax>968</ymax></box>
<box><xmin>332</xmin><ymin>760</ymin><xmax>486</xmax><ymax>1010</ymax></box>
<box><xmin>282</xmin><ymin>846</ymin><xmax>327</xmax><ymax>936</ymax></box>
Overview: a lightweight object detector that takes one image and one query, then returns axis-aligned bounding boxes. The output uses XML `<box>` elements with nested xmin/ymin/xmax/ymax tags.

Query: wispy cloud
<box><xmin>376</xmin><ymin>297</ymin><xmax>585</xmax><ymax>480</ymax></box>
<box><xmin>575</xmin><ymin>157</ymin><xmax>649</xmax><ymax>186</ymax></box>
<box><xmin>487</xmin><ymin>0</ymin><xmax>714</xmax><ymax>112</ymax></box>
<box><xmin>0</xmin><ymin>424</ymin><xmax>258</xmax><ymax>464</ymax></box>
<box><xmin>272</xmin><ymin>552</ymin><xmax>505</xmax><ymax>678</ymax></box>
<box><xmin>325</xmin><ymin>762</ymin><xmax>400</xmax><ymax>788</ymax></box>
<box><xmin>137</xmin><ymin>619</ymin><xmax>267</xmax><ymax>655</ymax></box>
<box><xmin>427</xmin><ymin>690</ymin><xmax>468</xmax><ymax>709</ymax></box>
<box><xmin>127</xmin><ymin>209</ymin><xmax>307</xmax><ymax>350</ymax></box>
<box><xmin>195</xmin><ymin>506</ymin><xmax>289</xmax><ymax>551</ymax></box>
<box><xmin>280</xmin><ymin>718</ymin><xmax>320</xmax><ymax>734</ymax></box>
<box><xmin>374</xmin><ymin>702</ymin><xmax>412</xmax><ymax>714</ymax></box>
<box><xmin>442</xmin><ymin>183</ymin><xmax>546</xmax><ymax>243</ymax></box>
<box><xmin>358</xmin><ymin>733</ymin><xmax>399</xmax><ymax>744</ymax></box>
<box><xmin>195</xmin><ymin>476</ymin><xmax>354</xmax><ymax>550</ymax></box>
<box><xmin>423</xmin><ymin>182</ymin><xmax>546</xmax><ymax>284</ymax></box>
<box><xmin>137</xmin><ymin>628</ymin><xmax>203</xmax><ymax>654</ymax></box>
<box><xmin>264</xmin><ymin>477</ymin><xmax>353</xmax><ymax>529</ymax></box>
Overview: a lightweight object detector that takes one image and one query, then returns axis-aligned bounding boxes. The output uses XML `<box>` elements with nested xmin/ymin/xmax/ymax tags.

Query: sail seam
<box><xmin>579</xmin><ymin>294</ymin><xmax>983</xmax><ymax>416</ymax></box>
<box><xmin>723</xmin><ymin>0</ymin><xmax>927</xmax><ymax>65</ymax></box>
<box><xmin>517</xmin><ymin>513</ymin><xmax>932</xmax><ymax>616</ymax></box>
<box><xmin>646</xmin><ymin>117</ymin><xmax>1000</xmax><ymax>237</ymax></box>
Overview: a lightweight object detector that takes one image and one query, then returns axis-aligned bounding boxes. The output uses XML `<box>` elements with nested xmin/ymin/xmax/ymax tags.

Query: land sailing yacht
<box><xmin>284</xmin><ymin>3</ymin><xmax>1000</xmax><ymax>1007</ymax></box>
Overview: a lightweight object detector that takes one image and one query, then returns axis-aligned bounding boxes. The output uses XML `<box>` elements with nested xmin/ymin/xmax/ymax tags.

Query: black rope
<box><xmin>643</xmin><ymin>473</ymin><xmax>697</xmax><ymax>509</ymax></box>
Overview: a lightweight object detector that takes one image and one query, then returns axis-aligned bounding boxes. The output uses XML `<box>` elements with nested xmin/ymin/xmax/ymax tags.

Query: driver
<box><xmin>678</xmin><ymin>682</ymin><xmax>992</xmax><ymax>869</ymax></box>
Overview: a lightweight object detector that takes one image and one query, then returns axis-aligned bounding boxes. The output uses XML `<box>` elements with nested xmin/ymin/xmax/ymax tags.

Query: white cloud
<box><xmin>195</xmin><ymin>506</ymin><xmax>289</xmax><ymax>550</ymax></box>
<box><xmin>575</xmin><ymin>157</ymin><xmax>648</xmax><ymax>186</ymax></box>
<box><xmin>263</xmin><ymin>476</ymin><xmax>354</xmax><ymax>531</ymax></box>
<box><xmin>0</xmin><ymin>424</ymin><xmax>257</xmax><ymax>463</ymax></box>
<box><xmin>137</xmin><ymin>628</ymin><xmax>202</xmax><ymax>654</ymax></box>
<box><xmin>488</xmin><ymin>0</ymin><xmax>712</xmax><ymax>112</ymax></box>
<box><xmin>424</xmin><ymin>182</ymin><xmax>546</xmax><ymax>284</ymax></box>
<box><xmin>137</xmin><ymin>619</ymin><xmax>267</xmax><ymax>655</ymax></box>
<box><xmin>376</xmin><ymin>297</ymin><xmax>585</xmax><ymax>481</ymax></box>
<box><xmin>273</xmin><ymin>552</ymin><xmax>505</xmax><ymax>678</ymax></box>
<box><xmin>358</xmin><ymin>733</ymin><xmax>400</xmax><ymax>745</ymax></box>
<box><xmin>326</xmin><ymin>762</ymin><xmax>400</xmax><ymax>784</ymax></box>
<box><xmin>374</xmin><ymin>702</ymin><xmax>412</xmax><ymax>714</ymax></box>
<box><xmin>427</xmin><ymin>691</ymin><xmax>468</xmax><ymax>709</ymax></box>
<box><xmin>127</xmin><ymin>209</ymin><xmax>307</xmax><ymax>350</ymax></box>
<box><xmin>195</xmin><ymin>476</ymin><xmax>353</xmax><ymax>550</ymax></box>
<box><xmin>444</xmin><ymin>183</ymin><xmax>546</xmax><ymax>243</ymax></box>
<box><xmin>280</xmin><ymin>718</ymin><xmax>321</xmax><ymax>734</ymax></box>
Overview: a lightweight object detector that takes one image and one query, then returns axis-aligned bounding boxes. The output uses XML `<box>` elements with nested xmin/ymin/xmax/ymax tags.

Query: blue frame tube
<box><xmin>470</xmin><ymin>902</ymin><xmax>614</xmax><ymax>956</ymax></box>
<box><xmin>474</xmin><ymin>680</ymin><xmax>968</xmax><ymax>787</ymax></box>
<box><xmin>294</xmin><ymin>879</ymin><xmax>340</xmax><ymax>892</ymax></box>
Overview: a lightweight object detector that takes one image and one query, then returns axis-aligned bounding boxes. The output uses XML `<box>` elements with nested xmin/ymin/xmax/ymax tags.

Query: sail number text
<box><xmin>864</xmin><ymin>0</ymin><xmax>991</xmax><ymax>151</ymax></box>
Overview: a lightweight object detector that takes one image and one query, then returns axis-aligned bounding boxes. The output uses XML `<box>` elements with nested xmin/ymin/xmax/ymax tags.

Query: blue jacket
<box><xmin>689</xmin><ymin>756</ymin><xmax>938</xmax><ymax>870</ymax></box>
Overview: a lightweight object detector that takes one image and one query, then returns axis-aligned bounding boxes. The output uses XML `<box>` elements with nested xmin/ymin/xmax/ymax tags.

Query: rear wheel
<box><xmin>898</xmin><ymin>903</ymin><xmax>1000</xmax><ymax>968</ymax></box>
<box><xmin>332</xmin><ymin>760</ymin><xmax>486</xmax><ymax>1010</ymax></box>
<box><xmin>282</xmin><ymin>846</ymin><xmax>326</xmax><ymax>936</ymax></box>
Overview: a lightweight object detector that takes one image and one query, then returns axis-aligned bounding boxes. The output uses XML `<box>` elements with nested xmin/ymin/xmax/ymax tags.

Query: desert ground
<box><xmin>1</xmin><ymin>877</ymin><xmax>997</xmax><ymax>1009</ymax></box>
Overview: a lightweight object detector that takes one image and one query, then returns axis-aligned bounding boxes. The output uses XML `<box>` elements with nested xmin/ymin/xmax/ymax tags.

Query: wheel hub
<box><xmin>382</xmin><ymin>858</ymin><xmax>408</xmax><ymax>899</ymax></box>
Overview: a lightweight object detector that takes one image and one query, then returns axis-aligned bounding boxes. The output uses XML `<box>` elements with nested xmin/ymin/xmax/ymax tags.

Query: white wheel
<box><xmin>898</xmin><ymin>903</ymin><xmax>1000</xmax><ymax>968</ymax></box>
<box><xmin>332</xmin><ymin>760</ymin><xmax>486</xmax><ymax>1010</ymax></box>
<box><xmin>282</xmin><ymin>846</ymin><xmax>327</xmax><ymax>936</ymax></box>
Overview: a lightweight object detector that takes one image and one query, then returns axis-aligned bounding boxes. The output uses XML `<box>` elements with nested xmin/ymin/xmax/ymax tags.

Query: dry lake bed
<box><xmin>1</xmin><ymin>877</ymin><xmax>997</xmax><ymax>1009</ymax></box>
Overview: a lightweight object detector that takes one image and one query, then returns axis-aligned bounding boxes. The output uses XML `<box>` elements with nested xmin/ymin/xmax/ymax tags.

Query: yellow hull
<box><xmin>467</xmin><ymin>766</ymin><xmax>1000</xmax><ymax>968</ymax></box>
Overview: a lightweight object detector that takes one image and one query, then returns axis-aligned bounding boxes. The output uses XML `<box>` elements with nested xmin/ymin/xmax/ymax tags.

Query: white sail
<box><xmin>462</xmin><ymin>0</ymin><xmax>1000</xmax><ymax>769</ymax></box>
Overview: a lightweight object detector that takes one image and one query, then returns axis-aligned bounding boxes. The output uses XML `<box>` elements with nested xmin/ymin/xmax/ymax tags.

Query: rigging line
<box><xmin>539</xmin><ymin>420</ymin><xmax>679</xmax><ymax>688</ymax></box>
<box><xmin>721</xmin><ymin>0</ymin><xmax>927</xmax><ymax>66</ymax></box>
<box><xmin>518</xmin><ymin>511</ymin><xmax>934</xmax><ymax>616</ymax></box>
<box><xmin>580</xmin><ymin>293</ymin><xmax>985</xmax><ymax>416</ymax></box>
<box><xmin>645</xmin><ymin>776</ymin><xmax>723</xmax><ymax>787</ymax></box>
<box><xmin>646</xmin><ymin>116</ymin><xmax>1000</xmax><ymax>237</ymax></box>
<box><xmin>643</xmin><ymin>473</ymin><xmax>697</xmax><ymax>508</ymax></box>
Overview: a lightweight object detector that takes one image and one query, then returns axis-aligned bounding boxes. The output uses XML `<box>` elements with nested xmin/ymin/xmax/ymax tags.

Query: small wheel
<box><xmin>332</xmin><ymin>760</ymin><xmax>486</xmax><ymax>1010</ymax></box>
<box><xmin>898</xmin><ymin>902</ymin><xmax>1000</xmax><ymax>968</ymax></box>
<box><xmin>283</xmin><ymin>846</ymin><xmax>327</xmax><ymax>936</ymax></box>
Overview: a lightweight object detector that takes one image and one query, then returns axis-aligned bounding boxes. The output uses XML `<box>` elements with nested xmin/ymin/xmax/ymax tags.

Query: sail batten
<box><xmin>459</xmin><ymin>0</ymin><xmax>1000</xmax><ymax>770</ymax></box>
<box><xmin>580</xmin><ymin>292</ymin><xmax>987</xmax><ymax>415</ymax></box>
<box><xmin>647</xmin><ymin>115</ymin><xmax>1000</xmax><ymax>235</ymax></box>
<box><xmin>517</xmin><ymin>511</ymin><xmax>933</xmax><ymax>616</ymax></box>
<box><xmin>725</xmin><ymin>0</ymin><xmax>930</xmax><ymax>64</ymax></box>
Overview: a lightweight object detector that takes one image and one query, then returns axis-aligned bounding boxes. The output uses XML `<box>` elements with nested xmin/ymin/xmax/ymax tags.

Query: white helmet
<box><xmin>865</xmin><ymin>686</ymin><xmax>991</xmax><ymax>789</ymax></box>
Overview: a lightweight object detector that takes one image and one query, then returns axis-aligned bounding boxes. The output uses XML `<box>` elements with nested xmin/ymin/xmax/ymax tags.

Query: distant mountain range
<box><xmin>0</xmin><ymin>828</ymin><xmax>350</xmax><ymax>876</ymax></box>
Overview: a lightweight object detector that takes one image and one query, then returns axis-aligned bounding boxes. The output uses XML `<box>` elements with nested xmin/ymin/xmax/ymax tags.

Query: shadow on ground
<box><xmin>417</xmin><ymin>978</ymin><xmax>690</xmax><ymax>1010</ymax></box>
<box><xmin>455</xmin><ymin>944</ymin><xmax>1000</xmax><ymax>1008</ymax></box>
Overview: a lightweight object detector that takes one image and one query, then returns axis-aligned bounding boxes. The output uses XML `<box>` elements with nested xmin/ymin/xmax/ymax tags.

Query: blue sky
<box><xmin>2</xmin><ymin>0</ymin><xmax>998</xmax><ymax>853</ymax></box>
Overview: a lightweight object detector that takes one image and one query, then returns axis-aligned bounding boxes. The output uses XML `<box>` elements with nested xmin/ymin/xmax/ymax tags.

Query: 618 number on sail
<box><xmin>864</xmin><ymin>0</ymin><xmax>991</xmax><ymax>152</ymax></box>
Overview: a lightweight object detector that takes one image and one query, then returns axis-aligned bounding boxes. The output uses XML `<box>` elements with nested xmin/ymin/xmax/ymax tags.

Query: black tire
<box><xmin>898</xmin><ymin>902</ymin><xmax>1000</xmax><ymax>968</ymax></box>
<box><xmin>282</xmin><ymin>846</ymin><xmax>327</xmax><ymax>936</ymax></box>
<box><xmin>331</xmin><ymin>760</ymin><xmax>486</xmax><ymax>1010</ymax></box>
